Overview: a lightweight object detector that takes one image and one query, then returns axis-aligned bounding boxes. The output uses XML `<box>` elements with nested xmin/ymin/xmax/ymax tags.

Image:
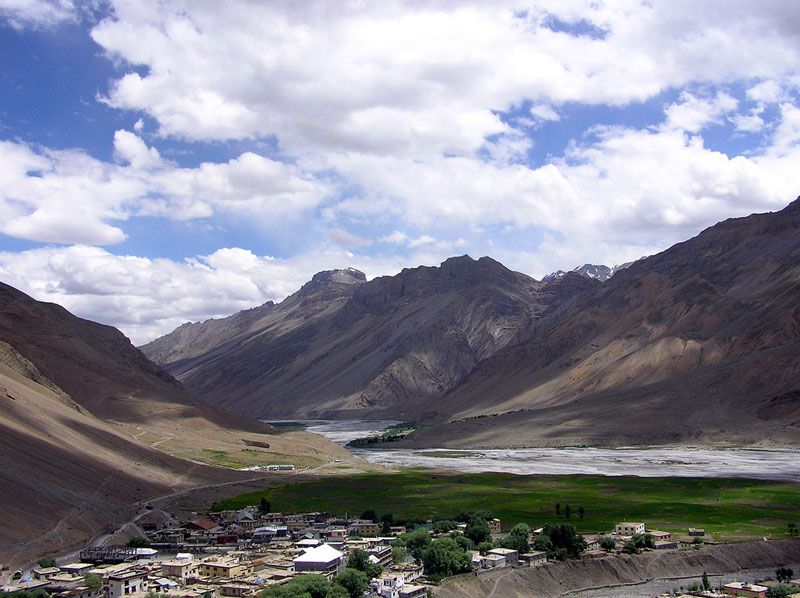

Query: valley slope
<box><xmin>0</xmin><ymin>283</ymin><xmax>350</xmax><ymax>568</ymax></box>
<box><xmin>144</xmin><ymin>198</ymin><xmax>800</xmax><ymax>447</ymax></box>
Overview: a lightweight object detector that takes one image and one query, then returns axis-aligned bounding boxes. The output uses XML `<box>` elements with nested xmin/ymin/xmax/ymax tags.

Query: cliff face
<box><xmin>142</xmin><ymin>258</ymin><xmax>596</xmax><ymax>419</ymax></box>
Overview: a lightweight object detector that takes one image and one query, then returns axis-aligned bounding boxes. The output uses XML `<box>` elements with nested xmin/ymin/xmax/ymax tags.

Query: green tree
<box><xmin>333</xmin><ymin>569</ymin><xmax>368</xmax><ymax>598</ymax></box>
<box><xmin>325</xmin><ymin>585</ymin><xmax>349</xmax><ymax>598</ymax></box>
<box><xmin>36</xmin><ymin>558</ymin><xmax>56</xmax><ymax>568</ymax></box>
<box><xmin>83</xmin><ymin>574</ymin><xmax>102</xmax><ymax>589</ymax></box>
<box><xmin>564</xmin><ymin>504</ymin><xmax>571</xmax><ymax>519</ymax></box>
<box><xmin>578</xmin><ymin>506</ymin><xmax>584</xmax><ymax>520</ymax></box>
<box><xmin>421</xmin><ymin>537</ymin><xmax>472</xmax><ymax>578</ymax></box>
<box><xmin>453</xmin><ymin>534</ymin><xmax>473</xmax><ymax>552</ymax></box>
<box><xmin>533</xmin><ymin>534</ymin><xmax>552</xmax><ymax>552</ymax></box>
<box><xmin>788</xmin><ymin>522</ymin><xmax>797</xmax><ymax>536</ymax></box>
<box><xmin>540</xmin><ymin>523</ymin><xmax>587</xmax><ymax>558</ymax></box>
<box><xmin>598</xmin><ymin>536</ymin><xmax>616</xmax><ymax>552</ymax></box>
<box><xmin>776</xmin><ymin>567</ymin><xmax>794</xmax><ymax>583</ymax></box>
<box><xmin>702</xmin><ymin>571</ymin><xmax>711</xmax><ymax>591</ymax></box>
<box><xmin>500</xmin><ymin>523</ymin><xmax>530</xmax><ymax>554</ymax></box>
<box><xmin>477</xmin><ymin>541</ymin><xmax>494</xmax><ymax>555</ymax></box>
<box><xmin>348</xmin><ymin>549</ymin><xmax>381</xmax><ymax>580</ymax></box>
<box><xmin>260</xmin><ymin>574</ymin><xmax>330</xmax><ymax>598</ymax></box>
<box><xmin>692</xmin><ymin>536</ymin><xmax>703</xmax><ymax>547</ymax></box>
<box><xmin>768</xmin><ymin>585</ymin><xmax>796</xmax><ymax>598</ymax></box>
<box><xmin>465</xmin><ymin>515</ymin><xmax>491</xmax><ymax>545</ymax></box>
<box><xmin>380</xmin><ymin>513</ymin><xmax>394</xmax><ymax>534</ymax></box>
<box><xmin>127</xmin><ymin>536</ymin><xmax>150</xmax><ymax>548</ymax></box>
<box><xmin>391</xmin><ymin>545</ymin><xmax>407</xmax><ymax>563</ymax></box>
<box><xmin>360</xmin><ymin>509</ymin><xmax>377</xmax><ymax>523</ymax></box>
<box><xmin>555</xmin><ymin>503</ymin><xmax>561</xmax><ymax>516</ymax></box>
<box><xmin>402</xmin><ymin>528</ymin><xmax>431</xmax><ymax>561</ymax></box>
<box><xmin>259</xmin><ymin>497</ymin><xmax>270</xmax><ymax>514</ymax></box>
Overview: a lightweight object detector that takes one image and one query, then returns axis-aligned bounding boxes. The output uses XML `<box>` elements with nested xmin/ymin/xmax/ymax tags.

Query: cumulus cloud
<box><xmin>0</xmin><ymin>133</ymin><xmax>333</xmax><ymax>244</ymax></box>
<box><xmin>0</xmin><ymin>0</ymin><xmax>76</xmax><ymax>28</ymax></box>
<box><xmin>663</xmin><ymin>91</ymin><xmax>738</xmax><ymax>133</ymax></box>
<box><xmin>90</xmin><ymin>0</ymin><xmax>800</xmax><ymax>154</ymax></box>
<box><xmin>0</xmin><ymin>245</ymin><xmax>426</xmax><ymax>344</ymax></box>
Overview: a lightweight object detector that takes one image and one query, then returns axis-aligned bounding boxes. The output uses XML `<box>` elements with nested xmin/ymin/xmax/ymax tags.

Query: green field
<box><xmin>214</xmin><ymin>472</ymin><xmax>800</xmax><ymax>541</ymax></box>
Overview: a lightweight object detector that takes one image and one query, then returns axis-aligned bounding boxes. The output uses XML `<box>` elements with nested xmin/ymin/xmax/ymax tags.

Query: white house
<box><xmin>614</xmin><ymin>522</ymin><xmax>645</xmax><ymax>536</ymax></box>
<box><xmin>293</xmin><ymin>544</ymin><xmax>346</xmax><ymax>575</ymax></box>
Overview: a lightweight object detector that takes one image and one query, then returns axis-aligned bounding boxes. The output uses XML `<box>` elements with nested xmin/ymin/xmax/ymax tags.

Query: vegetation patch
<box><xmin>346</xmin><ymin>422</ymin><xmax>419</xmax><ymax>448</ymax></box>
<box><xmin>215</xmin><ymin>472</ymin><xmax>800</xmax><ymax>541</ymax></box>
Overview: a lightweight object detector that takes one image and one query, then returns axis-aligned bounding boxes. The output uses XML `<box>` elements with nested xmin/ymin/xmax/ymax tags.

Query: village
<box><xmin>4</xmin><ymin>502</ymin><xmax>798</xmax><ymax>598</ymax></box>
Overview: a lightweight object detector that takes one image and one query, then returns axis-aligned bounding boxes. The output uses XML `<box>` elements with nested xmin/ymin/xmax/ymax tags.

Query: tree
<box><xmin>325</xmin><ymin>585</ymin><xmax>349</xmax><ymax>598</ymax></box>
<box><xmin>84</xmin><ymin>574</ymin><xmax>102</xmax><ymax>589</ymax></box>
<box><xmin>391</xmin><ymin>545</ymin><xmax>407</xmax><ymax>563</ymax></box>
<box><xmin>702</xmin><ymin>571</ymin><xmax>711</xmax><ymax>591</ymax></box>
<box><xmin>776</xmin><ymin>567</ymin><xmax>794</xmax><ymax>583</ymax></box>
<box><xmin>598</xmin><ymin>536</ymin><xmax>616</xmax><ymax>552</ymax></box>
<box><xmin>402</xmin><ymin>528</ymin><xmax>431</xmax><ymax>561</ymax></box>
<box><xmin>380</xmin><ymin>513</ymin><xmax>394</xmax><ymax>534</ymax></box>
<box><xmin>333</xmin><ymin>569</ymin><xmax>368</xmax><ymax>598</ymax></box>
<box><xmin>465</xmin><ymin>515</ymin><xmax>491</xmax><ymax>545</ymax></box>
<box><xmin>259</xmin><ymin>497</ymin><xmax>270</xmax><ymax>514</ymax></box>
<box><xmin>36</xmin><ymin>557</ymin><xmax>56</xmax><ymax>568</ymax></box>
<box><xmin>788</xmin><ymin>522</ymin><xmax>797</xmax><ymax>536</ymax></box>
<box><xmin>539</xmin><ymin>523</ymin><xmax>587</xmax><ymax>558</ymax></box>
<box><xmin>533</xmin><ymin>534</ymin><xmax>552</xmax><ymax>552</ymax></box>
<box><xmin>768</xmin><ymin>585</ymin><xmax>796</xmax><ymax>598</ymax></box>
<box><xmin>453</xmin><ymin>534</ymin><xmax>473</xmax><ymax>552</ymax></box>
<box><xmin>555</xmin><ymin>503</ymin><xmax>561</xmax><ymax>516</ymax></box>
<box><xmin>260</xmin><ymin>574</ymin><xmax>330</xmax><ymax>598</ymax></box>
<box><xmin>500</xmin><ymin>523</ymin><xmax>530</xmax><ymax>554</ymax></box>
<box><xmin>564</xmin><ymin>505</ymin><xmax>571</xmax><ymax>519</ymax></box>
<box><xmin>477</xmin><ymin>541</ymin><xmax>494</xmax><ymax>555</ymax></box>
<box><xmin>360</xmin><ymin>509</ymin><xmax>377</xmax><ymax>523</ymax></box>
<box><xmin>692</xmin><ymin>536</ymin><xmax>703</xmax><ymax>547</ymax></box>
<box><xmin>348</xmin><ymin>549</ymin><xmax>381</xmax><ymax>580</ymax></box>
<box><xmin>578</xmin><ymin>506</ymin><xmax>584</xmax><ymax>520</ymax></box>
<box><xmin>421</xmin><ymin>537</ymin><xmax>472</xmax><ymax>579</ymax></box>
<box><xmin>127</xmin><ymin>536</ymin><xmax>150</xmax><ymax>548</ymax></box>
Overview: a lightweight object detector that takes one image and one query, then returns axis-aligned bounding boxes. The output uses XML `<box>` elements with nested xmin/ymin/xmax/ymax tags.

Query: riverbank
<box><xmin>435</xmin><ymin>538</ymin><xmax>800</xmax><ymax>598</ymax></box>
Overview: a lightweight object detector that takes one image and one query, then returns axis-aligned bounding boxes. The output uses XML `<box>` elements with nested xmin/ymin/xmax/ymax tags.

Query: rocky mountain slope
<box><xmin>143</xmin><ymin>257</ymin><xmax>599</xmax><ymax>419</ymax></box>
<box><xmin>0</xmin><ymin>283</ymin><xmax>350</xmax><ymax>567</ymax></box>
<box><xmin>143</xmin><ymin>198</ymin><xmax>800</xmax><ymax>447</ymax></box>
<box><xmin>404</xmin><ymin>198</ymin><xmax>800</xmax><ymax>447</ymax></box>
<box><xmin>542</xmin><ymin>261</ymin><xmax>634</xmax><ymax>282</ymax></box>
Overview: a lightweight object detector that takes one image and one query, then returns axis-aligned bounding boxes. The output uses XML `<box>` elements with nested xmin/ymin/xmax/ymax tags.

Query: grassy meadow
<box><xmin>214</xmin><ymin>471</ymin><xmax>800</xmax><ymax>541</ymax></box>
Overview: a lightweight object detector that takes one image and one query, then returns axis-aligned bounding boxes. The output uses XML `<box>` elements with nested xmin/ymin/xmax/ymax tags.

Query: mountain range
<box><xmin>143</xmin><ymin>198</ymin><xmax>800</xmax><ymax>447</ymax></box>
<box><xmin>0</xmin><ymin>283</ymin><xmax>348</xmax><ymax>568</ymax></box>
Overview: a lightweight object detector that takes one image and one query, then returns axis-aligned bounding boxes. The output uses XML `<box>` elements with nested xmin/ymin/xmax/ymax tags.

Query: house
<box><xmin>108</xmin><ymin>569</ymin><xmax>148</xmax><ymax>598</ymax></box>
<box><xmin>689</xmin><ymin>528</ymin><xmax>706</xmax><ymax>536</ymax></box>
<box><xmin>488</xmin><ymin>519</ymin><xmax>501</xmax><ymax>535</ymax></box>
<box><xmin>482</xmin><ymin>554</ymin><xmax>506</xmax><ymax>569</ymax></box>
<box><xmin>353</xmin><ymin>520</ymin><xmax>381</xmax><ymax>537</ymax></box>
<box><xmin>200</xmin><ymin>558</ymin><xmax>249</xmax><ymax>578</ymax></box>
<box><xmin>161</xmin><ymin>558</ymin><xmax>198</xmax><ymax>582</ymax></box>
<box><xmin>32</xmin><ymin>567</ymin><xmax>61</xmax><ymax>580</ymax></box>
<box><xmin>185</xmin><ymin>518</ymin><xmax>219</xmax><ymax>532</ymax></box>
<box><xmin>399</xmin><ymin>585</ymin><xmax>427</xmax><ymax>598</ymax></box>
<box><xmin>59</xmin><ymin>564</ymin><xmax>93</xmax><ymax>576</ymax></box>
<box><xmin>614</xmin><ymin>522</ymin><xmax>645</xmax><ymax>536</ymax></box>
<box><xmin>487</xmin><ymin>547</ymin><xmax>518</xmax><ymax>567</ymax></box>
<box><xmin>293</xmin><ymin>544</ymin><xmax>346</xmax><ymax>575</ymax></box>
<box><xmin>519</xmin><ymin>551</ymin><xmax>547</xmax><ymax>567</ymax></box>
<box><xmin>649</xmin><ymin>530</ymin><xmax>672</xmax><ymax>542</ymax></box>
<box><xmin>252</xmin><ymin>526</ymin><xmax>290</xmax><ymax>543</ymax></box>
<box><xmin>51</xmin><ymin>585</ymin><xmax>103</xmax><ymax>598</ymax></box>
<box><xmin>722</xmin><ymin>581</ymin><xmax>768</xmax><ymax>597</ymax></box>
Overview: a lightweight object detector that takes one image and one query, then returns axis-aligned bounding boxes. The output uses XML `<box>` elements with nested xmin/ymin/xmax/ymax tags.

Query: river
<box><xmin>283</xmin><ymin>420</ymin><xmax>800</xmax><ymax>481</ymax></box>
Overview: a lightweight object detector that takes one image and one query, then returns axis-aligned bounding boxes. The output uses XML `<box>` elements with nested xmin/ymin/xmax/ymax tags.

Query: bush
<box><xmin>127</xmin><ymin>536</ymin><xmax>150</xmax><ymax>548</ymax></box>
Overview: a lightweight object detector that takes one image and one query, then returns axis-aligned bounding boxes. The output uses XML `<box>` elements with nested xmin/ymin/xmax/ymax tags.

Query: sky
<box><xmin>1</xmin><ymin>1</ymin><xmax>799</xmax><ymax>345</ymax></box>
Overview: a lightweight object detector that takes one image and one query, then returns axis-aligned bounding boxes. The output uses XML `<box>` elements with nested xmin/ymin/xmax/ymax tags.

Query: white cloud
<box><xmin>663</xmin><ymin>91</ymin><xmax>738</xmax><ymax>133</ymax></box>
<box><xmin>0</xmin><ymin>133</ymin><xmax>333</xmax><ymax>244</ymax></box>
<box><xmin>89</xmin><ymin>0</ymin><xmax>800</xmax><ymax>154</ymax></box>
<box><xmin>0</xmin><ymin>0</ymin><xmax>76</xmax><ymax>28</ymax></box>
<box><xmin>530</xmin><ymin>104</ymin><xmax>560</xmax><ymax>122</ymax></box>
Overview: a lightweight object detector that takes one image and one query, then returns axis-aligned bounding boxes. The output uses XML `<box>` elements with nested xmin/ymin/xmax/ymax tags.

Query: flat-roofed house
<box><xmin>614</xmin><ymin>522</ymin><xmax>645</xmax><ymax>536</ymax></box>
<box><xmin>108</xmin><ymin>569</ymin><xmax>148</xmax><ymax>598</ymax></box>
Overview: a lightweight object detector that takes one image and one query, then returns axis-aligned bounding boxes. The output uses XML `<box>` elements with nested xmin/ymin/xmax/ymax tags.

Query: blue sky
<box><xmin>1</xmin><ymin>0</ymin><xmax>799</xmax><ymax>344</ymax></box>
